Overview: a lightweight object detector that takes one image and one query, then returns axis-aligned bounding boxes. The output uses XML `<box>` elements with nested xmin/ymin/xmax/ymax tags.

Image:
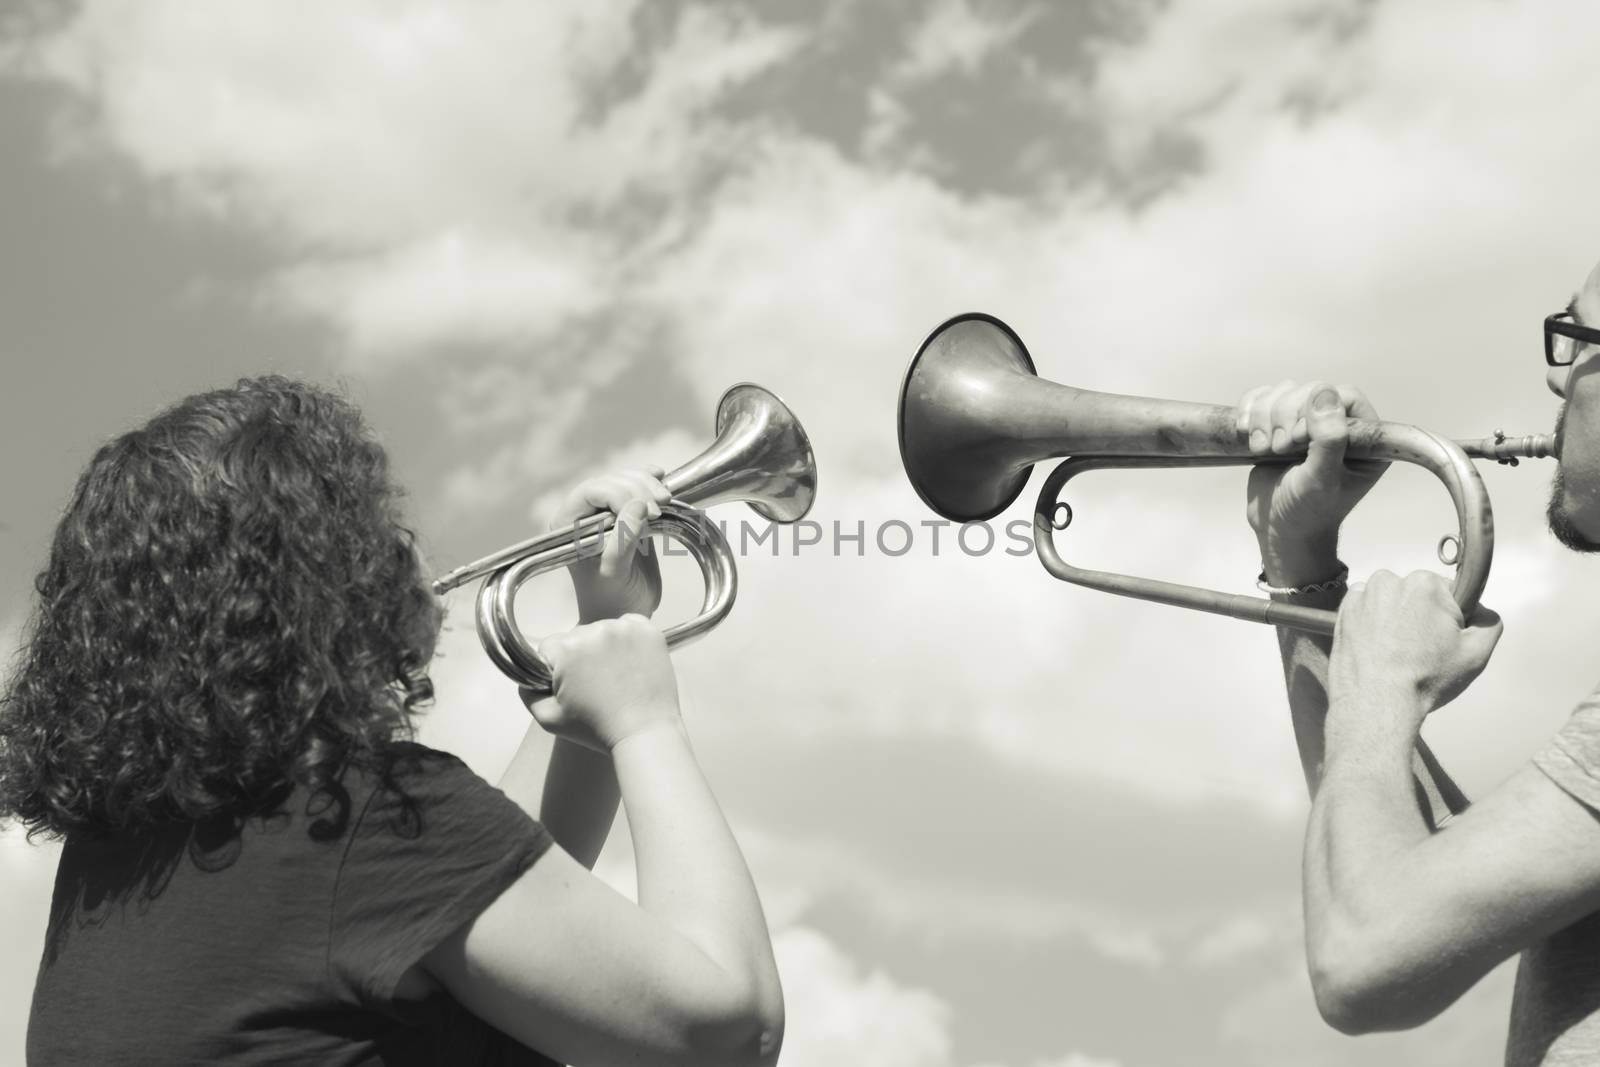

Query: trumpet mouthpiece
<box><xmin>1456</xmin><ymin>431</ymin><xmax>1557</xmax><ymax>465</ymax></box>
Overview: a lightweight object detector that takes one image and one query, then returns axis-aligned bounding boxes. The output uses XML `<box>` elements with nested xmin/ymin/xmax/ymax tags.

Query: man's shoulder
<box><xmin>1532</xmin><ymin>692</ymin><xmax>1600</xmax><ymax>814</ymax></box>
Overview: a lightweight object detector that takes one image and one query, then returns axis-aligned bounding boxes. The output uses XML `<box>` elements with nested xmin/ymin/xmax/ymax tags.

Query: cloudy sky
<box><xmin>5</xmin><ymin>1</ymin><xmax>1600</xmax><ymax>1064</ymax></box>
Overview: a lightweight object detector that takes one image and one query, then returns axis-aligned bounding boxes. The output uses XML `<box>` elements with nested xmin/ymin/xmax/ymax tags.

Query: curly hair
<box><xmin>0</xmin><ymin>376</ymin><xmax>443</xmax><ymax>840</ymax></box>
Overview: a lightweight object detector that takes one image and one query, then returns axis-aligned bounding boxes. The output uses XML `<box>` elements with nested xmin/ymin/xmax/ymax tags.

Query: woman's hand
<box><xmin>548</xmin><ymin>468</ymin><xmax>672</xmax><ymax>622</ymax></box>
<box><xmin>531</xmin><ymin>615</ymin><xmax>683</xmax><ymax>753</ymax></box>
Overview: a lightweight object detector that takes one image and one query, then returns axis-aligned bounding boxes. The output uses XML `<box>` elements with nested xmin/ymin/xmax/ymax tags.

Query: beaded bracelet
<box><xmin>1255</xmin><ymin>563</ymin><xmax>1349</xmax><ymax>597</ymax></box>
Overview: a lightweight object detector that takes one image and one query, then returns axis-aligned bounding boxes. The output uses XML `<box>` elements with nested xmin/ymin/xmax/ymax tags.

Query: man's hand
<box><xmin>1329</xmin><ymin>570</ymin><xmax>1503</xmax><ymax>736</ymax></box>
<box><xmin>1235</xmin><ymin>381</ymin><xmax>1388</xmax><ymax>585</ymax></box>
<box><xmin>548</xmin><ymin>468</ymin><xmax>672</xmax><ymax>622</ymax></box>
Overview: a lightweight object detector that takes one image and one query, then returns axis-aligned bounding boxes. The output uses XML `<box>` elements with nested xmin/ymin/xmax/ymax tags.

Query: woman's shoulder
<box><xmin>341</xmin><ymin>741</ymin><xmax>521</xmax><ymax>836</ymax></box>
<box><xmin>372</xmin><ymin>739</ymin><xmax>472</xmax><ymax>775</ymax></box>
<box><xmin>330</xmin><ymin>740</ymin><xmax>549</xmax><ymax>910</ymax></box>
<box><xmin>341</xmin><ymin>740</ymin><xmax>481</xmax><ymax>793</ymax></box>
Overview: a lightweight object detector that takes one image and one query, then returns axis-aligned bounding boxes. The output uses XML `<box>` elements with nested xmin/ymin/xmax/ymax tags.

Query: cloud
<box><xmin>18</xmin><ymin>0</ymin><xmax>1600</xmax><ymax>409</ymax></box>
<box><xmin>0</xmin><ymin>610</ymin><xmax>58</xmax><ymax>1064</ymax></box>
<box><xmin>891</xmin><ymin>0</ymin><xmax>1043</xmax><ymax>87</ymax></box>
<box><xmin>1186</xmin><ymin>907</ymin><xmax>1289</xmax><ymax>969</ymax></box>
<box><xmin>273</xmin><ymin>230</ymin><xmax>614</xmax><ymax>357</ymax></box>
<box><xmin>0</xmin><ymin>612</ymin><xmax>21</xmax><ymax>685</ymax></box>
<box><xmin>734</xmin><ymin>824</ymin><xmax>1217</xmax><ymax>965</ymax></box>
<box><xmin>774</xmin><ymin>926</ymin><xmax>1123</xmax><ymax>1067</ymax></box>
<box><xmin>1088</xmin><ymin>0</ymin><xmax>1373</xmax><ymax>143</ymax></box>
<box><xmin>442</xmin><ymin>424</ymin><xmax>700</xmax><ymax>529</ymax></box>
<box><xmin>9</xmin><ymin>0</ymin><xmax>804</xmax><ymax>362</ymax></box>
<box><xmin>0</xmin><ymin>826</ymin><xmax>58</xmax><ymax>1065</ymax></box>
<box><xmin>775</xmin><ymin>927</ymin><xmax>955</xmax><ymax>1067</ymax></box>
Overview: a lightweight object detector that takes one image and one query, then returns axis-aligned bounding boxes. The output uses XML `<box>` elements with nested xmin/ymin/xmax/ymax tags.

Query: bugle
<box><xmin>898</xmin><ymin>312</ymin><xmax>1553</xmax><ymax>635</ymax></box>
<box><xmin>436</xmin><ymin>383</ymin><xmax>817</xmax><ymax>694</ymax></box>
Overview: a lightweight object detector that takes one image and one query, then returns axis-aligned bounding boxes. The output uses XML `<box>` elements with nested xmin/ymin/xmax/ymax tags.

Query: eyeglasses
<box><xmin>1546</xmin><ymin>310</ymin><xmax>1600</xmax><ymax>366</ymax></box>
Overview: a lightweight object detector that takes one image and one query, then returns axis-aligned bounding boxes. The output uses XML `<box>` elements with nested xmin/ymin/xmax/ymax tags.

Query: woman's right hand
<box><xmin>529</xmin><ymin>615</ymin><xmax>682</xmax><ymax>753</ymax></box>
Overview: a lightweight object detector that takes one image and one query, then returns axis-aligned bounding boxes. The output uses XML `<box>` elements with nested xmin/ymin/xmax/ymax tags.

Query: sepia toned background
<box><xmin>4</xmin><ymin>1</ymin><xmax>1600</xmax><ymax>1064</ymax></box>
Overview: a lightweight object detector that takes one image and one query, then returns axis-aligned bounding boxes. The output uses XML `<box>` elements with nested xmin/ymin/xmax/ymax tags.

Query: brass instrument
<box><xmin>898</xmin><ymin>312</ymin><xmax>1553</xmax><ymax>634</ymax></box>
<box><xmin>435</xmin><ymin>383</ymin><xmax>817</xmax><ymax>694</ymax></box>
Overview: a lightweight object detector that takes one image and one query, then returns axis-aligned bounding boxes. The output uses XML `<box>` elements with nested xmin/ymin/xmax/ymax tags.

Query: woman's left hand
<box><xmin>548</xmin><ymin>468</ymin><xmax>672</xmax><ymax>622</ymax></box>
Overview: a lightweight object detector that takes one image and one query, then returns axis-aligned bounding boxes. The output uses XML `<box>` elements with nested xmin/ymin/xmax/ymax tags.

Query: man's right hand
<box><xmin>532</xmin><ymin>615</ymin><xmax>683</xmax><ymax>753</ymax></box>
<box><xmin>1235</xmin><ymin>380</ymin><xmax>1388</xmax><ymax>585</ymax></box>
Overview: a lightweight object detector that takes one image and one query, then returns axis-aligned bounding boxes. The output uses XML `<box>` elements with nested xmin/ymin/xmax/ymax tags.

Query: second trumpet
<box><xmin>898</xmin><ymin>312</ymin><xmax>1553</xmax><ymax>635</ymax></box>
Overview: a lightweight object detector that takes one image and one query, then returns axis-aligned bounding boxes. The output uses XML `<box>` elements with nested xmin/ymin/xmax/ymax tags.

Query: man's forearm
<box><xmin>1276</xmin><ymin>621</ymin><xmax>1338</xmax><ymax>794</ymax></box>
<box><xmin>1302</xmin><ymin>709</ymin><xmax>1449</xmax><ymax>1030</ymax></box>
<box><xmin>1270</xmin><ymin>585</ymin><xmax>1465</xmax><ymax>820</ymax></box>
<box><xmin>1307</xmin><ymin>765</ymin><xmax>1428</xmax><ymax>942</ymax></box>
<box><xmin>1311</xmin><ymin>714</ymin><xmax>1433</xmax><ymax>901</ymax></box>
<box><xmin>1262</xmin><ymin>537</ymin><xmax>1350</xmax><ymax>792</ymax></box>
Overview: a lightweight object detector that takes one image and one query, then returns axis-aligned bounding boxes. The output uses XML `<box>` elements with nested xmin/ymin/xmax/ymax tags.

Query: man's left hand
<box><xmin>1329</xmin><ymin>569</ymin><xmax>1503</xmax><ymax>735</ymax></box>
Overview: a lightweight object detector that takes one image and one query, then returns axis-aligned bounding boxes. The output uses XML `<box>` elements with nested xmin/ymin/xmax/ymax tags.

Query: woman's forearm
<box><xmin>539</xmin><ymin>738</ymin><xmax>620</xmax><ymax>869</ymax></box>
<box><xmin>610</xmin><ymin>720</ymin><xmax>782</xmax><ymax>1026</ymax></box>
<box><xmin>495</xmin><ymin>726</ymin><xmax>621</xmax><ymax>870</ymax></box>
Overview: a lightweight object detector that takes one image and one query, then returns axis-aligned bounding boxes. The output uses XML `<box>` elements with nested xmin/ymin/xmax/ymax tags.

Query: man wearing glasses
<box><xmin>1233</xmin><ymin>263</ymin><xmax>1600</xmax><ymax>1065</ymax></box>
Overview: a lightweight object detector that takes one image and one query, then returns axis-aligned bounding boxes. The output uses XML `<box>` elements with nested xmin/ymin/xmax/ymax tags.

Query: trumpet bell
<box><xmin>675</xmin><ymin>383</ymin><xmax>818</xmax><ymax>524</ymax></box>
<box><xmin>898</xmin><ymin>313</ymin><xmax>1041</xmax><ymax>522</ymax></box>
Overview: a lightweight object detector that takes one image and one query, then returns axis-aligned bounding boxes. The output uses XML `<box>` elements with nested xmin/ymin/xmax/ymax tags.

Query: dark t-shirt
<box><xmin>26</xmin><ymin>742</ymin><xmax>558</xmax><ymax>1066</ymax></box>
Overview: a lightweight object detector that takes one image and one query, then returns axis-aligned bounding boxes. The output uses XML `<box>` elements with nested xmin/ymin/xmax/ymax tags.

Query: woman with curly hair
<box><xmin>3</xmin><ymin>377</ymin><xmax>783</xmax><ymax>1067</ymax></box>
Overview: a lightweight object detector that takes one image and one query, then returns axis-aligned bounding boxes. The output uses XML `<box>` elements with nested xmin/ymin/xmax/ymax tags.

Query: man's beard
<box><xmin>1546</xmin><ymin>403</ymin><xmax>1600</xmax><ymax>552</ymax></box>
<box><xmin>1546</xmin><ymin>468</ymin><xmax>1600</xmax><ymax>552</ymax></box>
